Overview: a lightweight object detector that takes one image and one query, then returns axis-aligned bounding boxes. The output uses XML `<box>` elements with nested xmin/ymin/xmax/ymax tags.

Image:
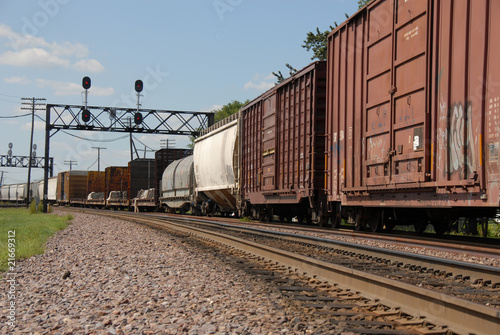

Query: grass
<box><xmin>0</xmin><ymin>208</ymin><xmax>73</xmax><ymax>272</ymax></box>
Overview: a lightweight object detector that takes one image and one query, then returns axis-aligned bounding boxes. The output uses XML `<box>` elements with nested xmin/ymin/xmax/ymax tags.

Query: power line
<box><xmin>0</xmin><ymin>97</ymin><xmax>23</xmax><ymax>104</ymax></box>
<box><xmin>0</xmin><ymin>113</ymin><xmax>32</xmax><ymax>118</ymax></box>
<box><xmin>0</xmin><ymin>93</ymin><xmax>23</xmax><ymax>99</ymax></box>
<box><xmin>64</xmin><ymin>160</ymin><xmax>78</xmax><ymax>171</ymax></box>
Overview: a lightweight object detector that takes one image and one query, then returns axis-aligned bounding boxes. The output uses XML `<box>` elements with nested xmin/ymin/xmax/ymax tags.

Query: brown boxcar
<box><xmin>240</xmin><ymin>61</ymin><xmax>327</xmax><ymax>223</ymax></box>
<box><xmin>105</xmin><ymin>166</ymin><xmax>129</xmax><ymax>199</ymax></box>
<box><xmin>325</xmin><ymin>0</ymin><xmax>499</xmax><ymax>233</ymax></box>
<box><xmin>87</xmin><ymin>171</ymin><xmax>106</xmax><ymax>195</ymax></box>
<box><xmin>57</xmin><ymin>170</ymin><xmax>88</xmax><ymax>204</ymax></box>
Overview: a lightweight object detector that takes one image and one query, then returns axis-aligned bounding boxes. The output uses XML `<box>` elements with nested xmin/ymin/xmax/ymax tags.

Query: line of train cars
<box><xmin>0</xmin><ymin>148</ymin><xmax>192</xmax><ymax>211</ymax></box>
<box><xmin>2</xmin><ymin>0</ymin><xmax>499</xmax><ymax>235</ymax></box>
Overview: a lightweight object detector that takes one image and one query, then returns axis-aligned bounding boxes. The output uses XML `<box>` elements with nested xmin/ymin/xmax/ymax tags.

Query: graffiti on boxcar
<box><xmin>437</xmin><ymin>100</ymin><xmax>478</xmax><ymax>178</ymax></box>
<box><xmin>367</xmin><ymin>135</ymin><xmax>388</xmax><ymax>162</ymax></box>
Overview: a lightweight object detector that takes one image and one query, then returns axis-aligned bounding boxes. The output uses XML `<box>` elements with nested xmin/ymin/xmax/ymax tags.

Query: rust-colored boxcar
<box><xmin>87</xmin><ymin>171</ymin><xmax>106</xmax><ymax>195</ymax></box>
<box><xmin>57</xmin><ymin>170</ymin><xmax>88</xmax><ymax>204</ymax></box>
<box><xmin>241</xmin><ymin>61</ymin><xmax>327</xmax><ymax>222</ymax></box>
<box><xmin>326</xmin><ymin>0</ymin><xmax>499</xmax><ymax>232</ymax></box>
<box><xmin>105</xmin><ymin>166</ymin><xmax>129</xmax><ymax>199</ymax></box>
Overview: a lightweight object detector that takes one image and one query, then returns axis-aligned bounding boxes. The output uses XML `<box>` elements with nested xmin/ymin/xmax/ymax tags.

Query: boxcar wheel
<box><xmin>413</xmin><ymin>219</ymin><xmax>428</xmax><ymax>234</ymax></box>
<box><xmin>368</xmin><ymin>215</ymin><xmax>381</xmax><ymax>233</ymax></box>
<box><xmin>328</xmin><ymin>215</ymin><xmax>341</xmax><ymax>229</ymax></box>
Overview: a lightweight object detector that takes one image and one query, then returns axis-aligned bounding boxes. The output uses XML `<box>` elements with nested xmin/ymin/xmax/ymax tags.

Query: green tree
<box><xmin>302</xmin><ymin>26</ymin><xmax>335</xmax><ymax>62</ymax></box>
<box><xmin>358</xmin><ymin>0</ymin><xmax>373</xmax><ymax>8</ymax></box>
<box><xmin>213</xmin><ymin>100</ymin><xmax>248</xmax><ymax>123</ymax></box>
<box><xmin>272</xmin><ymin>64</ymin><xmax>298</xmax><ymax>84</ymax></box>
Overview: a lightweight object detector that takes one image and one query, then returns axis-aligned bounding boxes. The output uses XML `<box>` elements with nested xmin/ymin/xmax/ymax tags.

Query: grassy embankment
<box><xmin>0</xmin><ymin>207</ymin><xmax>73</xmax><ymax>272</ymax></box>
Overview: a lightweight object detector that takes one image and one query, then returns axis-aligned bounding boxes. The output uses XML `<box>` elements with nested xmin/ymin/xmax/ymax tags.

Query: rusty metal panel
<box><xmin>87</xmin><ymin>171</ymin><xmax>105</xmax><ymax>195</ymax></box>
<box><xmin>241</xmin><ymin>61</ymin><xmax>326</xmax><ymax>205</ymax></box>
<box><xmin>326</xmin><ymin>9</ymin><xmax>369</xmax><ymax>200</ymax></box>
<box><xmin>262</xmin><ymin>94</ymin><xmax>277</xmax><ymax>191</ymax></box>
<box><xmin>242</xmin><ymin>100</ymin><xmax>263</xmax><ymax>196</ymax></box>
<box><xmin>431</xmin><ymin>0</ymin><xmax>499</xmax><ymax>206</ymax></box>
<box><xmin>105</xmin><ymin>166</ymin><xmax>129</xmax><ymax>199</ymax></box>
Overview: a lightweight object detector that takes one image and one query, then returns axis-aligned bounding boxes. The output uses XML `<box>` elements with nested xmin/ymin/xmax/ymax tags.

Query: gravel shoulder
<box><xmin>0</xmin><ymin>212</ymin><xmax>341</xmax><ymax>335</ymax></box>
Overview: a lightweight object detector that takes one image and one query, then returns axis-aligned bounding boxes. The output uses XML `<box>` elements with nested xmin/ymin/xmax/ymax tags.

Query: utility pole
<box><xmin>160</xmin><ymin>139</ymin><xmax>176</xmax><ymax>150</ymax></box>
<box><xmin>91</xmin><ymin>147</ymin><xmax>106</xmax><ymax>171</ymax></box>
<box><xmin>22</xmin><ymin>97</ymin><xmax>46</xmax><ymax>206</ymax></box>
<box><xmin>64</xmin><ymin>160</ymin><xmax>78</xmax><ymax>171</ymax></box>
<box><xmin>0</xmin><ymin>171</ymin><xmax>7</xmax><ymax>185</ymax></box>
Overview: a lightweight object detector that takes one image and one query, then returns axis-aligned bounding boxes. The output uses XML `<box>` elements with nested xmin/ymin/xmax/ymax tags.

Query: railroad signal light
<box><xmin>82</xmin><ymin>76</ymin><xmax>91</xmax><ymax>90</ymax></box>
<box><xmin>134</xmin><ymin>112</ymin><xmax>143</xmax><ymax>125</ymax></box>
<box><xmin>82</xmin><ymin>109</ymin><xmax>91</xmax><ymax>123</ymax></box>
<box><xmin>135</xmin><ymin>79</ymin><xmax>143</xmax><ymax>93</ymax></box>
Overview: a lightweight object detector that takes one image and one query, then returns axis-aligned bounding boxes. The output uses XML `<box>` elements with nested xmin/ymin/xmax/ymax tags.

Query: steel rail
<box><xmin>59</xmin><ymin>209</ymin><xmax>500</xmax><ymax>334</ymax></box>
<box><xmin>156</xmin><ymin>215</ymin><xmax>500</xmax><ymax>286</ymax></box>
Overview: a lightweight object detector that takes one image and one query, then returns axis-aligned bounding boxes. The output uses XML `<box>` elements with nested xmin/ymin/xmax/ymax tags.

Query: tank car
<box><xmin>37</xmin><ymin>176</ymin><xmax>57</xmax><ymax>204</ymax></box>
<box><xmin>159</xmin><ymin>155</ymin><xmax>196</xmax><ymax>214</ymax></box>
<box><xmin>0</xmin><ymin>184</ymin><xmax>10</xmax><ymax>201</ymax></box>
<box><xmin>325</xmin><ymin>0</ymin><xmax>500</xmax><ymax>233</ymax></box>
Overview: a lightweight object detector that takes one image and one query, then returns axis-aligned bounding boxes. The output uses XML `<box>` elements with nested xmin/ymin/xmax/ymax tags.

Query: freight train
<box><xmin>1</xmin><ymin>0</ymin><xmax>498</xmax><ymax>235</ymax></box>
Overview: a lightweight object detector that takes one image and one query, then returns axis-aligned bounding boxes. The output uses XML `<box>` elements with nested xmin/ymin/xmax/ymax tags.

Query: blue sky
<box><xmin>0</xmin><ymin>0</ymin><xmax>358</xmax><ymax>184</ymax></box>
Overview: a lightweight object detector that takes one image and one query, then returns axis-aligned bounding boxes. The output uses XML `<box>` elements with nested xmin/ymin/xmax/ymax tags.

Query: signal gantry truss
<box><xmin>42</xmin><ymin>104</ymin><xmax>214</xmax><ymax>212</ymax></box>
<box><xmin>0</xmin><ymin>155</ymin><xmax>54</xmax><ymax>176</ymax></box>
<box><xmin>46</xmin><ymin>104</ymin><xmax>215</xmax><ymax>135</ymax></box>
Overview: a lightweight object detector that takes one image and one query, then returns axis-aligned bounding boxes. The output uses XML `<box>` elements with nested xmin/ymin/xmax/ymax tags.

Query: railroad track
<box><xmin>61</xmin><ymin>208</ymin><xmax>500</xmax><ymax>334</ymax></box>
<box><xmin>158</xmin><ymin>212</ymin><xmax>500</xmax><ymax>258</ymax></box>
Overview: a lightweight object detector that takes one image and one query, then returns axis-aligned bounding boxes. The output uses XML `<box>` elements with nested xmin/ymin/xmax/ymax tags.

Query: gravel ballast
<box><xmin>0</xmin><ymin>212</ymin><xmax>343</xmax><ymax>334</ymax></box>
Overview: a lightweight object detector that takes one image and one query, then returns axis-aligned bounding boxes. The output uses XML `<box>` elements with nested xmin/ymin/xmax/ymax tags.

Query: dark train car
<box><xmin>129</xmin><ymin>158</ymin><xmax>156</xmax><ymax>211</ymax></box>
<box><xmin>105</xmin><ymin>166</ymin><xmax>129</xmax><ymax>208</ymax></box>
<box><xmin>154</xmin><ymin>148</ymin><xmax>193</xmax><ymax>201</ymax></box>
<box><xmin>325</xmin><ymin>0</ymin><xmax>500</xmax><ymax>232</ymax></box>
<box><xmin>57</xmin><ymin>170</ymin><xmax>88</xmax><ymax>204</ymax></box>
<box><xmin>240</xmin><ymin>61</ymin><xmax>327</xmax><ymax>223</ymax></box>
<box><xmin>128</xmin><ymin>159</ymin><xmax>155</xmax><ymax>199</ymax></box>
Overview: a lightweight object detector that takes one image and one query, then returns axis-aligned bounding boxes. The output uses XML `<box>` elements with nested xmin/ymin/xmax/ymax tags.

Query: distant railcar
<box><xmin>57</xmin><ymin>170</ymin><xmax>88</xmax><ymax>205</ymax></box>
<box><xmin>159</xmin><ymin>155</ymin><xmax>195</xmax><ymax>214</ymax></box>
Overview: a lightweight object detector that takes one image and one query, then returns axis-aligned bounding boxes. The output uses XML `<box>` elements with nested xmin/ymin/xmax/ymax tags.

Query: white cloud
<box><xmin>0</xmin><ymin>23</ymin><xmax>103</xmax><ymax>73</ymax></box>
<box><xmin>73</xmin><ymin>59</ymin><xmax>105</xmax><ymax>73</ymax></box>
<box><xmin>21</xmin><ymin>120</ymin><xmax>45</xmax><ymax>132</ymax></box>
<box><xmin>0</xmin><ymin>48</ymin><xmax>70</xmax><ymax>68</ymax></box>
<box><xmin>4</xmin><ymin>76</ymin><xmax>31</xmax><ymax>84</ymax></box>
<box><xmin>36</xmin><ymin>79</ymin><xmax>115</xmax><ymax>96</ymax></box>
<box><xmin>243</xmin><ymin>73</ymin><xmax>275</xmax><ymax>91</ymax></box>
